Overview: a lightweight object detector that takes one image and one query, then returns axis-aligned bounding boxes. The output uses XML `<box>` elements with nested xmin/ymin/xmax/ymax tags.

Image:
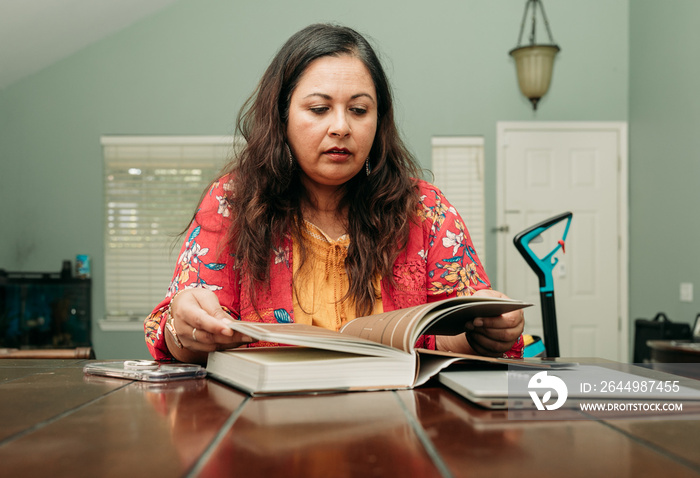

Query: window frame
<box><xmin>100</xmin><ymin>135</ymin><xmax>240</xmax><ymax>326</ymax></box>
<box><xmin>431</xmin><ymin>136</ymin><xmax>487</xmax><ymax>266</ymax></box>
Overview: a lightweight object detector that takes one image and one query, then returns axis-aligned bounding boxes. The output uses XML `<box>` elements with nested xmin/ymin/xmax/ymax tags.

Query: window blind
<box><xmin>102</xmin><ymin>136</ymin><xmax>238</xmax><ymax>320</ymax></box>
<box><xmin>431</xmin><ymin>136</ymin><xmax>486</xmax><ymax>265</ymax></box>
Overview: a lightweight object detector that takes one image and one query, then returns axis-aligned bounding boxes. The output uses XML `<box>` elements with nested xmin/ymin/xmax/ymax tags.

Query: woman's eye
<box><xmin>310</xmin><ymin>107</ymin><xmax>329</xmax><ymax>114</ymax></box>
<box><xmin>350</xmin><ymin>107</ymin><xmax>367</xmax><ymax>115</ymax></box>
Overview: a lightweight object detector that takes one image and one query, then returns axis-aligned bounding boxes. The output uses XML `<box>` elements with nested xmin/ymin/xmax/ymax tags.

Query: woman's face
<box><xmin>286</xmin><ymin>54</ymin><xmax>378</xmax><ymax>194</ymax></box>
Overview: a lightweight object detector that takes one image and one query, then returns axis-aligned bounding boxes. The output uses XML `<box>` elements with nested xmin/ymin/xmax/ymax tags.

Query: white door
<box><xmin>496</xmin><ymin>122</ymin><xmax>628</xmax><ymax>361</ymax></box>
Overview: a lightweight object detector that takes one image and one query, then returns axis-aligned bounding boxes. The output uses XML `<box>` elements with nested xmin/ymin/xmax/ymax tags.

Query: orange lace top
<box><xmin>292</xmin><ymin>220</ymin><xmax>383</xmax><ymax>331</ymax></box>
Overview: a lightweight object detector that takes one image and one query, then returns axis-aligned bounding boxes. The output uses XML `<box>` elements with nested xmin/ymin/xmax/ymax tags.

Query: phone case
<box><xmin>83</xmin><ymin>360</ymin><xmax>206</xmax><ymax>382</ymax></box>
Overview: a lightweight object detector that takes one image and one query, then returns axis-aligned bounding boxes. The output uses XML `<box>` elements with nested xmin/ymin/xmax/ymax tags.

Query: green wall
<box><xmin>629</xmin><ymin>1</ymin><xmax>700</xmax><ymax>331</ymax></box>
<box><xmin>0</xmin><ymin>0</ymin><xmax>653</xmax><ymax>359</ymax></box>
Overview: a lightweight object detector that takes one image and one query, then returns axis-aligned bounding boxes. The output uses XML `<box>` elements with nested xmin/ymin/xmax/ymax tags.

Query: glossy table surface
<box><xmin>648</xmin><ymin>340</ymin><xmax>700</xmax><ymax>365</ymax></box>
<box><xmin>2</xmin><ymin>359</ymin><xmax>700</xmax><ymax>477</ymax></box>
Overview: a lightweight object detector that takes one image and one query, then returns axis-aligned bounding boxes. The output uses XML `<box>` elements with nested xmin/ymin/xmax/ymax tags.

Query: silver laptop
<box><xmin>438</xmin><ymin>364</ymin><xmax>700</xmax><ymax>410</ymax></box>
<box><xmin>438</xmin><ymin>369</ymin><xmax>532</xmax><ymax>409</ymax></box>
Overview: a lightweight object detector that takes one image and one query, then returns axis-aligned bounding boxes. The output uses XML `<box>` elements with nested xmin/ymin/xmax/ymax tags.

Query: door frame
<box><xmin>495</xmin><ymin>121</ymin><xmax>629</xmax><ymax>360</ymax></box>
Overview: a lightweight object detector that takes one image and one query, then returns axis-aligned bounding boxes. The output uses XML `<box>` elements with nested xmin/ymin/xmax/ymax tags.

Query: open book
<box><xmin>206</xmin><ymin>296</ymin><xmax>533</xmax><ymax>395</ymax></box>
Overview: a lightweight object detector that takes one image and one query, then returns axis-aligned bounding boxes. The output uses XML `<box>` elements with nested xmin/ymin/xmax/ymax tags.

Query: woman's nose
<box><xmin>328</xmin><ymin>111</ymin><xmax>351</xmax><ymax>137</ymax></box>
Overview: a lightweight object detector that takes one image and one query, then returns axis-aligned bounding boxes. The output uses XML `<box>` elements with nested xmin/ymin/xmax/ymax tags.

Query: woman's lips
<box><xmin>324</xmin><ymin>148</ymin><xmax>351</xmax><ymax>161</ymax></box>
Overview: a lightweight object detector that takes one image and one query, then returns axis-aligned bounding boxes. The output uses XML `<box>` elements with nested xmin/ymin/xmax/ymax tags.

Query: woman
<box><xmin>145</xmin><ymin>24</ymin><xmax>524</xmax><ymax>364</ymax></box>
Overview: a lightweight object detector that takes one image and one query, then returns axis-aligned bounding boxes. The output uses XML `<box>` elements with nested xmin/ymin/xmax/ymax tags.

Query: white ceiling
<box><xmin>0</xmin><ymin>0</ymin><xmax>179</xmax><ymax>90</ymax></box>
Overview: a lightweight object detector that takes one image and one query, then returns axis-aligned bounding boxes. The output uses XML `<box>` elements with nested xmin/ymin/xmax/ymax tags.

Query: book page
<box><xmin>418</xmin><ymin>301</ymin><xmax>533</xmax><ymax>337</ymax></box>
<box><xmin>338</xmin><ymin>303</ymin><xmax>437</xmax><ymax>352</ymax></box>
<box><xmin>339</xmin><ymin>297</ymin><xmax>531</xmax><ymax>353</ymax></box>
<box><xmin>226</xmin><ymin>321</ymin><xmax>407</xmax><ymax>358</ymax></box>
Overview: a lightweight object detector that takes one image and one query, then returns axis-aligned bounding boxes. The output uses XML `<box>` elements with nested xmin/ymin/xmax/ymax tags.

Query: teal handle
<box><xmin>513</xmin><ymin>212</ymin><xmax>572</xmax><ymax>293</ymax></box>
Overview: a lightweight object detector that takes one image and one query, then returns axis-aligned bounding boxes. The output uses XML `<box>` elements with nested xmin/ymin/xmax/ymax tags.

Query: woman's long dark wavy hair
<box><xmin>223</xmin><ymin>23</ymin><xmax>423</xmax><ymax>316</ymax></box>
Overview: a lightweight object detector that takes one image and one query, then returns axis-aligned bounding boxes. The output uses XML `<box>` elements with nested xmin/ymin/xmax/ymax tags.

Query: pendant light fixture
<box><xmin>509</xmin><ymin>0</ymin><xmax>560</xmax><ymax>110</ymax></box>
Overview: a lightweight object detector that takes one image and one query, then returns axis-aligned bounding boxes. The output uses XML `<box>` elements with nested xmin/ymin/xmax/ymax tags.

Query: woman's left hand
<box><xmin>464</xmin><ymin>289</ymin><xmax>525</xmax><ymax>357</ymax></box>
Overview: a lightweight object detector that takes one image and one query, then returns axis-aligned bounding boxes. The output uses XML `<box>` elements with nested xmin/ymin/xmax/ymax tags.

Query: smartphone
<box><xmin>83</xmin><ymin>360</ymin><xmax>206</xmax><ymax>382</ymax></box>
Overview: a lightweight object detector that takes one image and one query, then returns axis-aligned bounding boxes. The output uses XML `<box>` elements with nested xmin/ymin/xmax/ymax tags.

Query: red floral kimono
<box><xmin>144</xmin><ymin>177</ymin><xmax>523</xmax><ymax>361</ymax></box>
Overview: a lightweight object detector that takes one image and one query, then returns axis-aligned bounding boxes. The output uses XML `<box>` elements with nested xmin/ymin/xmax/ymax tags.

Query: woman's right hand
<box><xmin>164</xmin><ymin>288</ymin><xmax>255</xmax><ymax>364</ymax></box>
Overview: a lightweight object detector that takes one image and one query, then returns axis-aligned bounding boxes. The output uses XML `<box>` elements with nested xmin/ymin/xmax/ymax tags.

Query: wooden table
<box><xmin>2</xmin><ymin>359</ymin><xmax>700</xmax><ymax>477</ymax></box>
